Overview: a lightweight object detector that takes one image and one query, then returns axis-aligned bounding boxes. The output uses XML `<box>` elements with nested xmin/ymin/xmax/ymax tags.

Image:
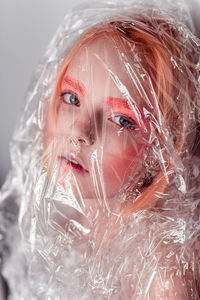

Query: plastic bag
<box><xmin>0</xmin><ymin>0</ymin><xmax>200</xmax><ymax>299</ymax></box>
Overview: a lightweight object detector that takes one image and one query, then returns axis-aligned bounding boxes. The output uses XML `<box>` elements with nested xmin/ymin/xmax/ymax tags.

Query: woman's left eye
<box><xmin>61</xmin><ymin>92</ymin><xmax>80</xmax><ymax>106</ymax></box>
<box><xmin>112</xmin><ymin>115</ymin><xmax>138</xmax><ymax>130</ymax></box>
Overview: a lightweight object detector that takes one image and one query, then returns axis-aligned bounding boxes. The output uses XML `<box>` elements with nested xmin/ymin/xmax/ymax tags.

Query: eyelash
<box><xmin>59</xmin><ymin>91</ymin><xmax>139</xmax><ymax>130</ymax></box>
<box><xmin>60</xmin><ymin>91</ymin><xmax>81</xmax><ymax>106</ymax></box>
<box><xmin>109</xmin><ymin>114</ymin><xmax>138</xmax><ymax>130</ymax></box>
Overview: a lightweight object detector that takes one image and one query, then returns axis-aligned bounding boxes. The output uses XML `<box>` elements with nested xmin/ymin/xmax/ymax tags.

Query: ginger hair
<box><xmin>48</xmin><ymin>15</ymin><xmax>198</xmax><ymax>217</ymax></box>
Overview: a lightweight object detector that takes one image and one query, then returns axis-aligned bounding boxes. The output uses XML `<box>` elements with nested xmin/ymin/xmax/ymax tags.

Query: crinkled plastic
<box><xmin>0</xmin><ymin>0</ymin><xmax>200</xmax><ymax>299</ymax></box>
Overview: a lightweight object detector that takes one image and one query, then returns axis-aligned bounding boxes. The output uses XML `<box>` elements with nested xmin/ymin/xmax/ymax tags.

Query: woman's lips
<box><xmin>58</xmin><ymin>155</ymin><xmax>89</xmax><ymax>173</ymax></box>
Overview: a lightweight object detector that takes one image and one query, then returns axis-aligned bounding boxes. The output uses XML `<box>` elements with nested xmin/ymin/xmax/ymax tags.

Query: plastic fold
<box><xmin>0</xmin><ymin>0</ymin><xmax>200</xmax><ymax>299</ymax></box>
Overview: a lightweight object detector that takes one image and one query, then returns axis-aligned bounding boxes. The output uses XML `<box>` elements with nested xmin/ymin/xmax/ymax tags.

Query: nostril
<box><xmin>78</xmin><ymin>135</ymin><xmax>94</xmax><ymax>145</ymax></box>
<box><xmin>68</xmin><ymin>135</ymin><xmax>94</xmax><ymax>147</ymax></box>
<box><xmin>78</xmin><ymin>137</ymin><xmax>86</xmax><ymax>144</ymax></box>
<box><xmin>77</xmin><ymin>131</ymin><xmax>95</xmax><ymax>145</ymax></box>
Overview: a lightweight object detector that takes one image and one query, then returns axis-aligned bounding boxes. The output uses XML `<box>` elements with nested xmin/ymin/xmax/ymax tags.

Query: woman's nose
<box><xmin>70</xmin><ymin>117</ymin><xmax>95</xmax><ymax>146</ymax></box>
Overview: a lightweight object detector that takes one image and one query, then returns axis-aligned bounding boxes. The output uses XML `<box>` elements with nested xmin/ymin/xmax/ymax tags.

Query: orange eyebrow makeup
<box><xmin>61</xmin><ymin>76</ymin><xmax>86</xmax><ymax>98</ymax></box>
<box><xmin>106</xmin><ymin>97</ymin><xmax>150</xmax><ymax>131</ymax></box>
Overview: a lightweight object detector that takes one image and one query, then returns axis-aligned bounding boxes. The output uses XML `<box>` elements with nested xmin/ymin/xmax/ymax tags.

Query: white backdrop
<box><xmin>0</xmin><ymin>0</ymin><xmax>199</xmax><ymax>187</ymax></box>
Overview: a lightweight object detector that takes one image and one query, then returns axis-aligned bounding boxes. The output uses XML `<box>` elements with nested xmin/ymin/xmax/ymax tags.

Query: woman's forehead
<box><xmin>66</xmin><ymin>38</ymin><xmax>126</xmax><ymax>74</ymax></box>
<box><xmin>64</xmin><ymin>36</ymin><xmax>154</xmax><ymax>108</ymax></box>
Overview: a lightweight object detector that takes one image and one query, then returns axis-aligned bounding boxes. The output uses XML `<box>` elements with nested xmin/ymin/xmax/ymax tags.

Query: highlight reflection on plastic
<box><xmin>46</xmin><ymin>37</ymin><xmax>150</xmax><ymax>207</ymax></box>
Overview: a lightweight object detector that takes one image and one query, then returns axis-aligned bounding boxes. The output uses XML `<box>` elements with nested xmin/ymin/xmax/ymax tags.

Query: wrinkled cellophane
<box><xmin>0</xmin><ymin>0</ymin><xmax>200</xmax><ymax>299</ymax></box>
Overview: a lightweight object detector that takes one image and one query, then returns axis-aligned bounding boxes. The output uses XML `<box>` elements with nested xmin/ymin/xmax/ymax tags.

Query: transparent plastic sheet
<box><xmin>0</xmin><ymin>0</ymin><xmax>200</xmax><ymax>299</ymax></box>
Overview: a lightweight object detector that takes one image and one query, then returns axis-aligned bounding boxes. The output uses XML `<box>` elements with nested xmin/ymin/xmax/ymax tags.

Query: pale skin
<box><xmin>47</xmin><ymin>37</ymin><xmax>150</xmax><ymax>214</ymax></box>
<box><xmin>46</xmin><ymin>36</ymin><xmax>192</xmax><ymax>299</ymax></box>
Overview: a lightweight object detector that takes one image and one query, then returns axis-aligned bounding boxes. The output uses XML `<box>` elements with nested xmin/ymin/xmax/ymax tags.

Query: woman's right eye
<box><xmin>61</xmin><ymin>92</ymin><xmax>80</xmax><ymax>106</ymax></box>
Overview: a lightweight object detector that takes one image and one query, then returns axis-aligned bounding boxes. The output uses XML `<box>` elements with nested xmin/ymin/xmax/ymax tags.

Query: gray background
<box><xmin>0</xmin><ymin>0</ymin><xmax>200</xmax><ymax>188</ymax></box>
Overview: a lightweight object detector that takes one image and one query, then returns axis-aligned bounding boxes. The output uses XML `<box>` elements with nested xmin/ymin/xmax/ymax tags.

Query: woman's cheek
<box><xmin>101</xmin><ymin>131</ymin><xmax>146</xmax><ymax>194</ymax></box>
<box><xmin>101</xmin><ymin>150</ymin><xmax>140</xmax><ymax>195</ymax></box>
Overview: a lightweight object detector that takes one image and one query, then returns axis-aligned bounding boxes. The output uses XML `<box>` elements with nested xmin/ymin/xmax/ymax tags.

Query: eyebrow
<box><xmin>106</xmin><ymin>97</ymin><xmax>149</xmax><ymax>131</ymax></box>
<box><xmin>61</xmin><ymin>76</ymin><xmax>86</xmax><ymax>96</ymax></box>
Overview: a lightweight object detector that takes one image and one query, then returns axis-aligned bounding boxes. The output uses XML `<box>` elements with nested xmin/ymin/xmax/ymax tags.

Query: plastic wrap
<box><xmin>0</xmin><ymin>0</ymin><xmax>200</xmax><ymax>299</ymax></box>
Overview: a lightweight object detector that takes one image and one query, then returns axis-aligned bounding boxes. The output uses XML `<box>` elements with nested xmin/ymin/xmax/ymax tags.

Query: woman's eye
<box><xmin>61</xmin><ymin>92</ymin><xmax>80</xmax><ymax>106</ymax></box>
<box><xmin>113</xmin><ymin>115</ymin><xmax>138</xmax><ymax>130</ymax></box>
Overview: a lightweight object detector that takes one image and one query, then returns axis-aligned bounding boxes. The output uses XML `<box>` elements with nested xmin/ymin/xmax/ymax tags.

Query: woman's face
<box><xmin>46</xmin><ymin>36</ymin><xmax>150</xmax><ymax>209</ymax></box>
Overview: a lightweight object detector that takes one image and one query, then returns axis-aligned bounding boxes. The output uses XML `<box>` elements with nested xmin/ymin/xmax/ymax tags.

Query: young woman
<box><xmin>0</xmin><ymin>1</ymin><xmax>199</xmax><ymax>299</ymax></box>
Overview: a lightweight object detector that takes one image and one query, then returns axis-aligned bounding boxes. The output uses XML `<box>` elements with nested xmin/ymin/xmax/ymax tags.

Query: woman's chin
<box><xmin>70</xmin><ymin>185</ymin><xmax>122</xmax><ymax>217</ymax></box>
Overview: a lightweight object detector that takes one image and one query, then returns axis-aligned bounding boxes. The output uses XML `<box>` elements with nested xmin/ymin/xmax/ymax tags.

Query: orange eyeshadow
<box><xmin>61</xmin><ymin>76</ymin><xmax>86</xmax><ymax>98</ymax></box>
<box><xmin>106</xmin><ymin>97</ymin><xmax>150</xmax><ymax>131</ymax></box>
